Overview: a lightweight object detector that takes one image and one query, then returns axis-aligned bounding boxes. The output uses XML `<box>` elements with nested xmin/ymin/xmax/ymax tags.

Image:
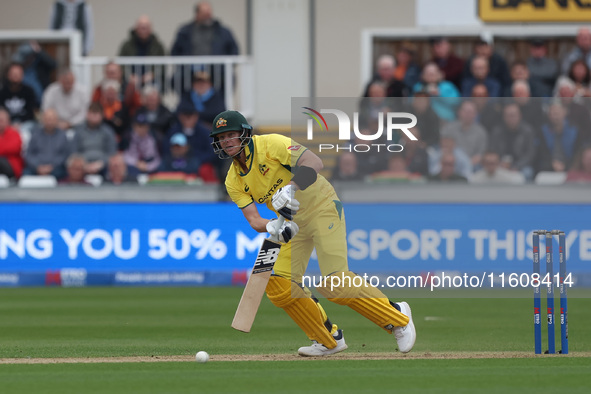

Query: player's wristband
<box><xmin>291</xmin><ymin>166</ymin><xmax>317</xmax><ymax>190</ymax></box>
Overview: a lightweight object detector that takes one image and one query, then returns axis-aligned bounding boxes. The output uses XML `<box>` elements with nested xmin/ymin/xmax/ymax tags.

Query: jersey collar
<box><xmin>237</xmin><ymin>137</ymin><xmax>255</xmax><ymax>177</ymax></box>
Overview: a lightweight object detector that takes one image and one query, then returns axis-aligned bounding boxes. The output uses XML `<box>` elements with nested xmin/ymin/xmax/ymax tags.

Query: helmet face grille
<box><xmin>211</xmin><ymin>128</ymin><xmax>252</xmax><ymax>159</ymax></box>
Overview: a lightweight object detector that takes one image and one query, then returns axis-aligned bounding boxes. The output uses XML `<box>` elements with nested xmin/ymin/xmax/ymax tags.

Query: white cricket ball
<box><xmin>195</xmin><ymin>351</ymin><xmax>209</xmax><ymax>363</ymax></box>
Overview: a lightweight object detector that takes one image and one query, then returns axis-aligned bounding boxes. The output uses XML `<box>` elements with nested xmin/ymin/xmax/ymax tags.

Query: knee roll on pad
<box><xmin>266</xmin><ymin>275</ymin><xmax>337</xmax><ymax>348</ymax></box>
<box><xmin>315</xmin><ymin>271</ymin><xmax>409</xmax><ymax>332</ymax></box>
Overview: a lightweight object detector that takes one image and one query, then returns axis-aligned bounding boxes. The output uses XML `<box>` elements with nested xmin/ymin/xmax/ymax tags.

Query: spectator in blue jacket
<box><xmin>413</xmin><ymin>62</ymin><xmax>460</xmax><ymax>121</ymax></box>
<box><xmin>177</xmin><ymin>71</ymin><xmax>225</xmax><ymax>126</ymax></box>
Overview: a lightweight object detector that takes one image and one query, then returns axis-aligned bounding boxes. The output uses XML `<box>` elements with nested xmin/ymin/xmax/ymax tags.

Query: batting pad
<box><xmin>266</xmin><ymin>275</ymin><xmax>337</xmax><ymax>348</ymax></box>
<box><xmin>316</xmin><ymin>271</ymin><xmax>409</xmax><ymax>332</ymax></box>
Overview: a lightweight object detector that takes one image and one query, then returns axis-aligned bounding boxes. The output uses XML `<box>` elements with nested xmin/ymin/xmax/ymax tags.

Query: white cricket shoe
<box><xmin>298</xmin><ymin>329</ymin><xmax>348</xmax><ymax>357</ymax></box>
<box><xmin>394</xmin><ymin>301</ymin><xmax>416</xmax><ymax>353</ymax></box>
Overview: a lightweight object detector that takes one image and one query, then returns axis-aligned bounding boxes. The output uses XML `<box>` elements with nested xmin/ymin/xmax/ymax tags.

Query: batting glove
<box><xmin>272</xmin><ymin>185</ymin><xmax>300</xmax><ymax>220</ymax></box>
<box><xmin>266</xmin><ymin>219</ymin><xmax>299</xmax><ymax>243</ymax></box>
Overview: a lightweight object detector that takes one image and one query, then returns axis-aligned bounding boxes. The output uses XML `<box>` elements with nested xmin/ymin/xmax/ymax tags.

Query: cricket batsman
<box><xmin>211</xmin><ymin>110</ymin><xmax>416</xmax><ymax>356</ymax></box>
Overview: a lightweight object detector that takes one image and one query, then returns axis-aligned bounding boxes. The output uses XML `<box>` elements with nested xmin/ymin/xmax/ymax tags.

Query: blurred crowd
<box><xmin>1</xmin><ymin>1</ymin><xmax>591</xmax><ymax>187</ymax></box>
<box><xmin>0</xmin><ymin>1</ymin><xmax>236</xmax><ymax>186</ymax></box>
<box><xmin>332</xmin><ymin>28</ymin><xmax>591</xmax><ymax>185</ymax></box>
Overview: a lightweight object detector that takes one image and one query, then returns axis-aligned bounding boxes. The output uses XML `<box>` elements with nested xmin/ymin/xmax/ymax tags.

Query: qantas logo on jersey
<box><xmin>287</xmin><ymin>145</ymin><xmax>301</xmax><ymax>151</ymax></box>
<box><xmin>257</xmin><ymin>178</ymin><xmax>284</xmax><ymax>203</ymax></box>
<box><xmin>259</xmin><ymin>164</ymin><xmax>270</xmax><ymax>176</ymax></box>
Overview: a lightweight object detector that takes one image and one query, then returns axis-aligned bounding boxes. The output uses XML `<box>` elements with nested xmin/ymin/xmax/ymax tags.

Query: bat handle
<box><xmin>269</xmin><ymin>216</ymin><xmax>286</xmax><ymax>243</ymax></box>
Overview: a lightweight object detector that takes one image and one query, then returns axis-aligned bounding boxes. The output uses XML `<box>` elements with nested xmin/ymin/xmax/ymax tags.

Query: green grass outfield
<box><xmin>0</xmin><ymin>287</ymin><xmax>590</xmax><ymax>393</ymax></box>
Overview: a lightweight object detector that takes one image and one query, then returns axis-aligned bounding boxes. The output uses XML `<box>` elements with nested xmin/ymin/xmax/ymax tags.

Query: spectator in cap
<box><xmin>123</xmin><ymin>111</ymin><xmax>161</xmax><ymax>176</ymax></box>
<box><xmin>178</xmin><ymin>71</ymin><xmax>226</xmax><ymax>125</ymax></box>
<box><xmin>165</xmin><ymin>101</ymin><xmax>217</xmax><ymax>167</ymax></box>
<box><xmin>527</xmin><ymin>39</ymin><xmax>558</xmax><ymax>98</ymax></box>
<box><xmin>430</xmin><ymin>37</ymin><xmax>464</xmax><ymax>90</ymax></box>
<box><xmin>159</xmin><ymin>132</ymin><xmax>201</xmax><ymax>174</ymax></box>
<box><xmin>561</xmin><ymin>27</ymin><xmax>591</xmax><ymax>75</ymax></box>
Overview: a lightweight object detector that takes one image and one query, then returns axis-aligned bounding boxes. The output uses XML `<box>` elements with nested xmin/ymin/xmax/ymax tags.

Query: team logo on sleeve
<box><xmin>259</xmin><ymin>164</ymin><xmax>270</xmax><ymax>176</ymax></box>
<box><xmin>288</xmin><ymin>145</ymin><xmax>301</xmax><ymax>151</ymax></box>
<box><xmin>244</xmin><ymin>184</ymin><xmax>250</xmax><ymax>192</ymax></box>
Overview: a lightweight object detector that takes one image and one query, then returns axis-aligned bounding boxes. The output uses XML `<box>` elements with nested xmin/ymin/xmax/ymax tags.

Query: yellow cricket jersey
<box><xmin>225</xmin><ymin>134</ymin><xmax>338</xmax><ymax>225</ymax></box>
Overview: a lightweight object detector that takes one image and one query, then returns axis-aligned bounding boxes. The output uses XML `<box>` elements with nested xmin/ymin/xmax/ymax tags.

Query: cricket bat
<box><xmin>231</xmin><ymin>217</ymin><xmax>285</xmax><ymax>332</ymax></box>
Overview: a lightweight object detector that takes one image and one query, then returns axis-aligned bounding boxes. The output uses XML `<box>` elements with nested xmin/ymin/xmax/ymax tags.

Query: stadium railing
<box><xmin>0</xmin><ymin>30</ymin><xmax>255</xmax><ymax>118</ymax></box>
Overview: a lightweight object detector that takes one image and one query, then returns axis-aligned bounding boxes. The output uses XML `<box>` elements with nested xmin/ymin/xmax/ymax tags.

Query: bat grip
<box><xmin>269</xmin><ymin>216</ymin><xmax>286</xmax><ymax>243</ymax></box>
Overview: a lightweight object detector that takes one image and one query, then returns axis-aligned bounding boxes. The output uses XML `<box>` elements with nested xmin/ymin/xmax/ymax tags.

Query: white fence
<box><xmin>0</xmin><ymin>30</ymin><xmax>255</xmax><ymax>119</ymax></box>
<box><xmin>74</xmin><ymin>55</ymin><xmax>255</xmax><ymax>118</ymax></box>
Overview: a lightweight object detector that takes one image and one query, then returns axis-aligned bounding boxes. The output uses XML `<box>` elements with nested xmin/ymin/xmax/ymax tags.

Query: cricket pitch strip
<box><xmin>1</xmin><ymin>351</ymin><xmax>590</xmax><ymax>364</ymax></box>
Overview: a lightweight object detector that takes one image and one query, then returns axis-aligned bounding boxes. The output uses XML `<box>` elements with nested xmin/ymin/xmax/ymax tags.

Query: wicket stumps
<box><xmin>532</xmin><ymin>230</ymin><xmax>568</xmax><ymax>355</ymax></box>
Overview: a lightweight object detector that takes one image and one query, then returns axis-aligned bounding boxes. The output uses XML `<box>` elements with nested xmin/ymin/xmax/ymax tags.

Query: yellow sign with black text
<box><xmin>479</xmin><ymin>0</ymin><xmax>591</xmax><ymax>22</ymax></box>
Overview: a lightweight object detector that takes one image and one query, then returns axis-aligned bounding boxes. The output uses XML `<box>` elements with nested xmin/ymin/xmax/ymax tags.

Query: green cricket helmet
<box><xmin>210</xmin><ymin>110</ymin><xmax>253</xmax><ymax>159</ymax></box>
